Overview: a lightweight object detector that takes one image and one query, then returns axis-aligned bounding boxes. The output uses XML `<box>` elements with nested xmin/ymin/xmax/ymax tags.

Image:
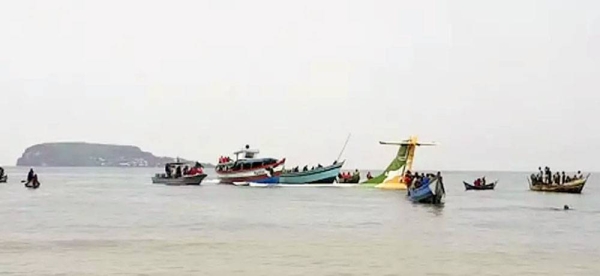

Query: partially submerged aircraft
<box><xmin>362</xmin><ymin>136</ymin><xmax>437</xmax><ymax>190</ymax></box>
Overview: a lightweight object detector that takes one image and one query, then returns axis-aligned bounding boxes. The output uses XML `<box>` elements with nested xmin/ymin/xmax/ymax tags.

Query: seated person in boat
<box><xmin>187</xmin><ymin>164</ymin><xmax>204</xmax><ymax>176</ymax></box>
<box><xmin>303</xmin><ymin>166</ymin><xmax>309</xmax><ymax>172</ymax></box>
<box><xmin>421</xmin><ymin>174</ymin><xmax>431</xmax><ymax>186</ymax></box>
<box><xmin>352</xmin><ymin>170</ymin><xmax>361</xmax><ymax>180</ymax></box>
<box><xmin>0</xmin><ymin>167</ymin><xmax>4</xmax><ymax>178</ymax></box>
<box><xmin>412</xmin><ymin>173</ymin><xmax>422</xmax><ymax>188</ymax></box>
<box><xmin>366</xmin><ymin>172</ymin><xmax>373</xmax><ymax>180</ymax></box>
<box><xmin>474</xmin><ymin>178</ymin><xmax>481</xmax><ymax>186</ymax></box>
<box><xmin>174</xmin><ymin>166</ymin><xmax>182</xmax><ymax>178</ymax></box>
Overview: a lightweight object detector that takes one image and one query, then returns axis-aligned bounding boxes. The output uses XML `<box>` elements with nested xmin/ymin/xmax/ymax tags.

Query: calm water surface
<box><xmin>1</xmin><ymin>167</ymin><xmax>599</xmax><ymax>275</ymax></box>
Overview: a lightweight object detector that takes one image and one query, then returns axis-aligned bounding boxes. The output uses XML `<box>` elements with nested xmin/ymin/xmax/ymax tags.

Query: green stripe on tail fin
<box><xmin>362</xmin><ymin>144</ymin><xmax>409</xmax><ymax>184</ymax></box>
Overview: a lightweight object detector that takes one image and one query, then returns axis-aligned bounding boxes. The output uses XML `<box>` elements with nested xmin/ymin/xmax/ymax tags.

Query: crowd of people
<box><xmin>286</xmin><ymin>164</ymin><xmax>325</xmax><ymax>173</ymax></box>
<box><xmin>218</xmin><ymin>156</ymin><xmax>232</xmax><ymax>164</ymax></box>
<box><xmin>404</xmin><ymin>171</ymin><xmax>442</xmax><ymax>189</ymax></box>
<box><xmin>531</xmin><ymin>167</ymin><xmax>585</xmax><ymax>185</ymax></box>
<box><xmin>164</xmin><ymin>162</ymin><xmax>204</xmax><ymax>178</ymax></box>
<box><xmin>338</xmin><ymin>169</ymin><xmax>361</xmax><ymax>183</ymax></box>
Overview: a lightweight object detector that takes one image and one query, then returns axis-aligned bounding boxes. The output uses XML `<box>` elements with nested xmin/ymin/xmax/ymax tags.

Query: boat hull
<box><xmin>24</xmin><ymin>181</ymin><xmax>41</xmax><ymax>189</ymax></box>
<box><xmin>464</xmin><ymin>181</ymin><xmax>497</xmax><ymax>191</ymax></box>
<box><xmin>217</xmin><ymin>159</ymin><xmax>285</xmax><ymax>184</ymax></box>
<box><xmin>529</xmin><ymin>178</ymin><xmax>587</xmax><ymax>194</ymax></box>
<box><xmin>279</xmin><ymin>162</ymin><xmax>344</xmax><ymax>184</ymax></box>
<box><xmin>152</xmin><ymin>174</ymin><xmax>207</xmax><ymax>186</ymax></box>
<box><xmin>408</xmin><ymin>179</ymin><xmax>445</xmax><ymax>204</ymax></box>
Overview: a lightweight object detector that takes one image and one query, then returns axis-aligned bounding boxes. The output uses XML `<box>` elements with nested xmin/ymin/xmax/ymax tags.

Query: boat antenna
<box><xmin>336</xmin><ymin>133</ymin><xmax>352</xmax><ymax>162</ymax></box>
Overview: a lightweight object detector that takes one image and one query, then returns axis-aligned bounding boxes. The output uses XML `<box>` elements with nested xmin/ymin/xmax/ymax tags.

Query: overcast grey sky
<box><xmin>1</xmin><ymin>0</ymin><xmax>600</xmax><ymax>171</ymax></box>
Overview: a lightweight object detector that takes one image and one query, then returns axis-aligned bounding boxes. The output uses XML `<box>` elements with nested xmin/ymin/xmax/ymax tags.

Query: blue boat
<box><xmin>279</xmin><ymin>161</ymin><xmax>345</xmax><ymax>184</ymax></box>
<box><xmin>408</xmin><ymin>177</ymin><xmax>446</xmax><ymax>204</ymax></box>
<box><xmin>253</xmin><ymin>176</ymin><xmax>280</xmax><ymax>184</ymax></box>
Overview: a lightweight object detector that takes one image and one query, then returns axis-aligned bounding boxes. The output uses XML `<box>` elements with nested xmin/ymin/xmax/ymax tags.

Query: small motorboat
<box><xmin>464</xmin><ymin>181</ymin><xmax>497</xmax><ymax>191</ymax></box>
<box><xmin>152</xmin><ymin>161</ymin><xmax>207</xmax><ymax>186</ymax></box>
<box><xmin>529</xmin><ymin>174</ymin><xmax>589</xmax><ymax>194</ymax></box>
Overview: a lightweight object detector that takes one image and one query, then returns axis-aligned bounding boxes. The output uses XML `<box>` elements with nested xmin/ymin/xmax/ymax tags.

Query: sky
<box><xmin>1</xmin><ymin>0</ymin><xmax>600</xmax><ymax>171</ymax></box>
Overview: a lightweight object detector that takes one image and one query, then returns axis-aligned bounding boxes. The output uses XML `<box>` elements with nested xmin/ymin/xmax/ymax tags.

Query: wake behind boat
<box><xmin>152</xmin><ymin>161</ymin><xmax>207</xmax><ymax>186</ymax></box>
<box><xmin>215</xmin><ymin>145</ymin><xmax>285</xmax><ymax>184</ymax></box>
<box><xmin>280</xmin><ymin>161</ymin><xmax>345</xmax><ymax>184</ymax></box>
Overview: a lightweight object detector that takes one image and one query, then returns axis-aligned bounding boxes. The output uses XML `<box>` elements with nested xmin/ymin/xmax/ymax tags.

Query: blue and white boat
<box><xmin>408</xmin><ymin>177</ymin><xmax>445</xmax><ymax>204</ymax></box>
<box><xmin>279</xmin><ymin>161</ymin><xmax>345</xmax><ymax>184</ymax></box>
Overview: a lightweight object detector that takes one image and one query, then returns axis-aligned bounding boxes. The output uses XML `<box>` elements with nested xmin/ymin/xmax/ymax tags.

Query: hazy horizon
<box><xmin>2</xmin><ymin>0</ymin><xmax>600</xmax><ymax>171</ymax></box>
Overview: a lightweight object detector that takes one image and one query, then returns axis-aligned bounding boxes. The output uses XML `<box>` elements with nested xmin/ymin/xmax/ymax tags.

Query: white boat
<box><xmin>215</xmin><ymin>145</ymin><xmax>285</xmax><ymax>184</ymax></box>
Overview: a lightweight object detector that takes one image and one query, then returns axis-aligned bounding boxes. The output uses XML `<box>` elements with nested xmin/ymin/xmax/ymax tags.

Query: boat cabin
<box><xmin>234</xmin><ymin>146</ymin><xmax>260</xmax><ymax>160</ymax></box>
<box><xmin>216</xmin><ymin>158</ymin><xmax>279</xmax><ymax>172</ymax></box>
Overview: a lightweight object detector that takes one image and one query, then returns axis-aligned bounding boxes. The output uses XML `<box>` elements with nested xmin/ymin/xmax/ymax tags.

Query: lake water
<box><xmin>1</xmin><ymin>167</ymin><xmax>599</xmax><ymax>275</ymax></box>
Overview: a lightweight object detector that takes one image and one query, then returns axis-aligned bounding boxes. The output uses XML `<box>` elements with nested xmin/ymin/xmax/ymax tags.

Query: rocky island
<box><xmin>16</xmin><ymin>142</ymin><xmax>213</xmax><ymax>168</ymax></box>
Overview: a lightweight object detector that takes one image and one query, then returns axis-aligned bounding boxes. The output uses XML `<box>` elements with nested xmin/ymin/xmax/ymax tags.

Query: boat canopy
<box><xmin>234</xmin><ymin>149</ymin><xmax>260</xmax><ymax>159</ymax></box>
<box><xmin>236</xmin><ymin>158</ymin><xmax>277</xmax><ymax>165</ymax></box>
<box><xmin>165</xmin><ymin>161</ymin><xmax>200</xmax><ymax>167</ymax></box>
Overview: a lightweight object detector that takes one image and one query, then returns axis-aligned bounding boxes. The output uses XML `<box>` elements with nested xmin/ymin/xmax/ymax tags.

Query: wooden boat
<box><xmin>280</xmin><ymin>161</ymin><xmax>345</xmax><ymax>184</ymax></box>
<box><xmin>361</xmin><ymin>136</ymin><xmax>437</xmax><ymax>190</ymax></box>
<box><xmin>408</xmin><ymin>177</ymin><xmax>445</xmax><ymax>204</ymax></box>
<box><xmin>464</xmin><ymin>181</ymin><xmax>497</xmax><ymax>190</ymax></box>
<box><xmin>529</xmin><ymin>174</ymin><xmax>589</xmax><ymax>194</ymax></box>
<box><xmin>215</xmin><ymin>145</ymin><xmax>285</xmax><ymax>184</ymax></box>
<box><xmin>0</xmin><ymin>175</ymin><xmax>7</xmax><ymax>183</ymax></box>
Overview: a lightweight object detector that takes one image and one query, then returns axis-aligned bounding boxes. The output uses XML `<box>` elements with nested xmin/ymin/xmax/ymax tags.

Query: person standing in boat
<box><xmin>0</xmin><ymin>166</ymin><xmax>4</xmax><ymax>179</ymax></box>
<box><xmin>27</xmin><ymin>168</ymin><xmax>35</xmax><ymax>183</ymax></box>
<box><xmin>165</xmin><ymin>164</ymin><xmax>172</xmax><ymax>178</ymax></box>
